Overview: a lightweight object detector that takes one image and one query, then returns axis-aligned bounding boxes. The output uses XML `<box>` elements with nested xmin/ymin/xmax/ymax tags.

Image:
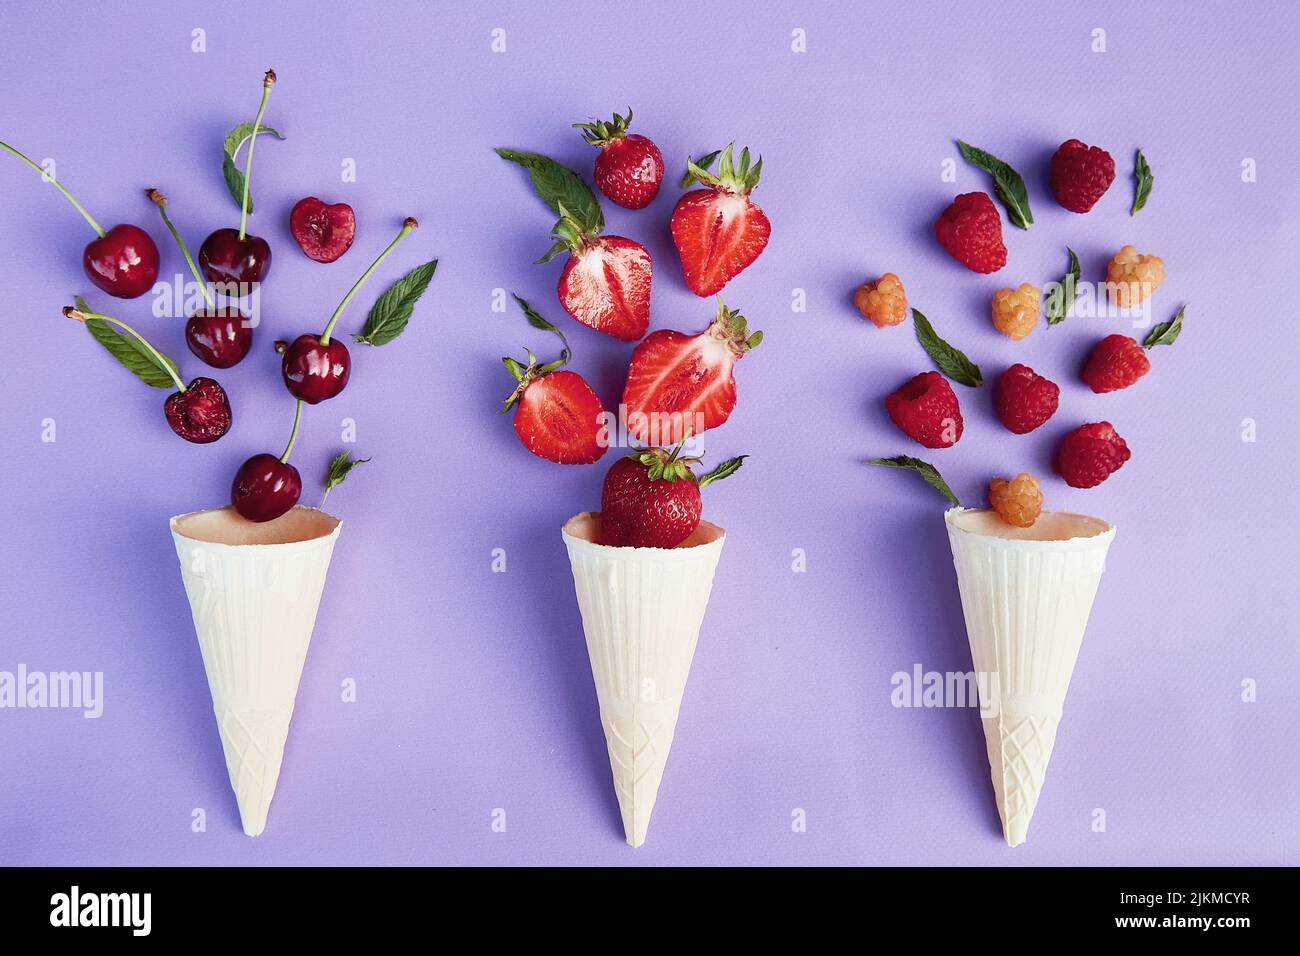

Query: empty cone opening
<box><xmin>946</xmin><ymin>507</ymin><xmax>1112</xmax><ymax>544</ymax></box>
<box><xmin>171</xmin><ymin>505</ymin><xmax>340</xmax><ymax>547</ymax></box>
<box><xmin>562</xmin><ymin>512</ymin><xmax>725</xmax><ymax>552</ymax></box>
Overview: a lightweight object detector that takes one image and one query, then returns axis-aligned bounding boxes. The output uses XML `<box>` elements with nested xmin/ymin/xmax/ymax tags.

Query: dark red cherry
<box><xmin>83</xmin><ymin>224</ymin><xmax>159</xmax><ymax>299</ymax></box>
<box><xmin>198</xmin><ymin>227</ymin><xmax>271</xmax><ymax>287</ymax></box>
<box><xmin>281</xmin><ymin>333</ymin><xmax>351</xmax><ymax>404</ymax></box>
<box><xmin>186</xmin><ymin>305</ymin><xmax>252</xmax><ymax>368</ymax></box>
<box><xmin>163</xmin><ymin>377</ymin><xmax>232</xmax><ymax>444</ymax></box>
<box><xmin>290</xmin><ymin>197</ymin><xmax>356</xmax><ymax>262</ymax></box>
<box><xmin>231</xmin><ymin>453</ymin><xmax>302</xmax><ymax>522</ymax></box>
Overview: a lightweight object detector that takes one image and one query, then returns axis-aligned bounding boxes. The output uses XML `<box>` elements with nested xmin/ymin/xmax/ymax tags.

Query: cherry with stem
<box><xmin>231</xmin><ymin>399</ymin><xmax>304</xmax><ymax>522</ymax></box>
<box><xmin>199</xmin><ymin>69</ymin><xmax>276</xmax><ymax>290</ymax></box>
<box><xmin>2</xmin><ymin>140</ymin><xmax>159</xmax><ymax>298</ymax></box>
<box><xmin>147</xmin><ymin>188</ymin><xmax>252</xmax><ymax>368</ymax></box>
<box><xmin>281</xmin><ymin>217</ymin><xmax>418</xmax><ymax>404</ymax></box>
<box><xmin>62</xmin><ymin>305</ymin><xmax>231</xmax><ymax>443</ymax></box>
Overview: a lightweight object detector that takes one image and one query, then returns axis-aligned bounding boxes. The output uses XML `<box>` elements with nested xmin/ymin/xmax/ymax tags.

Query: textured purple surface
<box><xmin>1</xmin><ymin>1</ymin><xmax>1297</xmax><ymax>866</ymax></box>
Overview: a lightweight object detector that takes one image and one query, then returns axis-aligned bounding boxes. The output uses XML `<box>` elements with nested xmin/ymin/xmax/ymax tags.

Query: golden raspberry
<box><xmin>1106</xmin><ymin>244</ymin><xmax>1164</xmax><ymax>308</ymax></box>
<box><xmin>988</xmin><ymin>473</ymin><xmax>1043</xmax><ymax>528</ymax></box>
<box><xmin>854</xmin><ymin>273</ymin><xmax>908</xmax><ymax>327</ymax></box>
<box><xmin>991</xmin><ymin>283</ymin><xmax>1040</xmax><ymax>340</ymax></box>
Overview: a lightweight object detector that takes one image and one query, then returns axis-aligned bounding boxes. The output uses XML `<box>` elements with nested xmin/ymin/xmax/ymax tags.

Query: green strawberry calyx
<box><xmin>629</xmin><ymin>433</ymin><xmax>748</xmax><ymax>487</ymax></box>
<box><xmin>707</xmin><ymin>298</ymin><xmax>763</xmax><ymax>354</ymax></box>
<box><xmin>500</xmin><ymin>294</ymin><xmax>571</xmax><ymax>412</ymax></box>
<box><xmin>535</xmin><ymin>202</ymin><xmax>599</xmax><ymax>264</ymax></box>
<box><xmin>680</xmin><ymin>143</ymin><xmax>762</xmax><ymax>195</ymax></box>
<box><xmin>574</xmin><ymin>108</ymin><xmax>633</xmax><ymax>148</ymax></box>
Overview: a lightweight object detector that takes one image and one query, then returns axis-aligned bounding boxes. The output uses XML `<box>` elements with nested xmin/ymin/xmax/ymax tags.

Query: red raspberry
<box><xmin>1082</xmin><ymin>334</ymin><xmax>1151</xmax><ymax>393</ymax></box>
<box><xmin>1055</xmin><ymin>422</ymin><xmax>1131</xmax><ymax>488</ymax></box>
<box><xmin>1050</xmin><ymin>139</ymin><xmax>1115</xmax><ymax>213</ymax></box>
<box><xmin>934</xmin><ymin>192</ymin><xmax>1007</xmax><ymax>273</ymax></box>
<box><xmin>996</xmin><ymin>364</ymin><xmax>1060</xmax><ymax>434</ymax></box>
<box><xmin>885</xmin><ymin>371</ymin><xmax>963</xmax><ymax>448</ymax></box>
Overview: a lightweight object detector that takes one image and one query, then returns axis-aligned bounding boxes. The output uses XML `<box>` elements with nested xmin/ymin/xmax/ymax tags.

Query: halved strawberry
<box><xmin>538</xmin><ymin>205</ymin><xmax>651</xmax><ymax>342</ymax></box>
<box><xmin>621</xmin><ymin>299</ymin><xmax>762</xmax><ymax>444</ymax></box>
<box><xmin>670</xmin><ymin>144</ymin><xmax>770</xmax><ymax>297</ymax></box>
<box><xmin>501</xmin><ymin>295</ymin><xmax>608</xmax><ymax>464</ymax></box>
<box><xmin>600</xmin><ymin>439</ymin><xmax>747</xmax><ymax>548</ymax></box>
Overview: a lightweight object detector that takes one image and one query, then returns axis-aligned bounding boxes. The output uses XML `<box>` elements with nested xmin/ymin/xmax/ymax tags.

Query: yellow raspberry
<box><xmin>854</xmin><ymin>273</ymin><xmax>908</xmax><ymax>327</ymax></box>
<box><xmin>1106</xmin><ymin>244</ymin><xmax>1164</xmax><ymax>308</ymax></box>
<box><xmin>991</xmin><ymin>283</ymin><xmax>1040</xmax><ymax>340</ymax></box>
<box><xmin>989</xmin><ymin>473</ymin><xmax>1043</xmax><ymax>528</ymax></box>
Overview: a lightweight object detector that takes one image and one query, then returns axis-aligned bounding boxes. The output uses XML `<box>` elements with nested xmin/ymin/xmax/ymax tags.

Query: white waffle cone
<box><xmin>944</xmin><ymin>508</ymin><xmax>1115</xmax><ymax>847</ymax></box>
<box><xmin>170</xmin><ymin>505</ymin><xmax>342</xmax><ymax>837</ymax></box>
<box><xmin>562</xmin><ymin>513</ymin><xmax>726</xmax><ymax>847</ymax></box>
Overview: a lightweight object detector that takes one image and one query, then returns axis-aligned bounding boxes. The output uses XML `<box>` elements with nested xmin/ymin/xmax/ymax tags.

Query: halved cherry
<box><xmin>290</xmin><ymin>197</ymin><xmax>356</xmax><ymax>262</ymax></box>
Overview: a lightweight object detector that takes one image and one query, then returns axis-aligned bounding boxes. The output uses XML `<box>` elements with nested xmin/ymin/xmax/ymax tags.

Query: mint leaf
<box><xmin>697</xmin><ymin>455</ymin><xmax>747</xmax><ymax>488</ymax></box>
<box><xmin>1144</xmin><ymin>304</ymin><xmax>1185</xmax><ymax>349</ymax></box>
<box><xmin>867</xmin><ymin>456</ymin><xmax>959</xmax><ymax>507</ymax></box>
<box><xmin>1045</xmin><ymin>247</ymin><xmax>1082</xmax><ymax>326</ymax></box>
<box><xmin>495</xmin><ymin>148</ymin><xmax>604</xmax><ymax>234</ymax></box>
<box><xmin>220</xmin><ymin>123</ymin><xmax>284</xmax><ymax>213</ymax></box>
<box><xmin>354</xmin><ymin>259</ymin><xmax>438</xmax><ymax>347</ymax></box>
<box><xmin>1131</xmin><ymin>149</ymin><xmax>1153</xmax><ymax>215</ymax></box>
<box><xmin>322</xmin><ymin>450</ymin><xmax>370</xmax><ymax>503</ymax></box>
<box><xmin>956</xmin><ymin>140</ymin><xmax>1033</xmax><ymax>229</ymax></box>
<box><xmin>512</xmin><ymin>293</ymin><xmax>570</xmax><ymax>365</ymax></box>
<box><xmin>912</xmin><ymin>309</ymin><xmax>982</xmax><ymax>387</ymax></box>
<box><xmin>76</xmin><ymin>295</ymin><xmax>180</xmax><ymax>390</ymax></box>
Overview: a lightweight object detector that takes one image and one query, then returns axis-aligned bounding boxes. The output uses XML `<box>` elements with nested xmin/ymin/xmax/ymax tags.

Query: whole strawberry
<box><xmin>621</xmin><ymin>299</ymin><xmax>762</xmax><ymax>445</ymax></box>
<box><xmin>885</xmin><ymin>371</ymin><xmax>964</xmax><ymax>448</ymax></box>
<box><xmin>575</xmin><ymin>108</ymin><xmax>664</xmax><ymax>210</ymax></box>
<box><xmin>671</xmin><ymin>144</ymin><xmax>770</xmax><ymax>296</ymax></box>
<box><xmin>600</xmin><ymin>441</ymin><xmax>746</xmax><ymax>549</ymax></box>
<box><xmin>1055</xmin><ymin>422</ymin><xmax>1131</xmax><ymax>488</ymax></box>
<box><xmin>1050</xmin><ymin>139</ymin><xmax>1115</xmax><ymax>213</ymax></box>
<box><xmin>1082</xmin><ymin>334</ymin><xmax>1150</xmax><ymax>393</ymax></box>
<box><xmin>996</xmin><ymin>364</ymin><xmax>1059</xmax><ymax>434</ymax></box>
<box><xmin>934</xmin><ymin>193</ymin><xmax>1006</xmax><ymax>273</ymax></box>
<box><xmin>541</xmin><ymin>206</ymin><xmax>651</xmax><ymax>341</ymax></box>
<box><xmin>500</xmin><ymin>295</ymin><xmax>608</xmax><ymax>464</ymax></box>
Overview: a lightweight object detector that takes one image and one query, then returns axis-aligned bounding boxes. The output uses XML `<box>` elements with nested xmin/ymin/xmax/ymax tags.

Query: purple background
<box><xmin>2</xmin><ymin>1</ymin><xmax>1297</xmax><ymax>866</ymax></box>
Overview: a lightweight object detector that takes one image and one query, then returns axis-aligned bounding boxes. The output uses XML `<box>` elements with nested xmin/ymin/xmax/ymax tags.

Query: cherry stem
<box><xmin>146</xmin><ymin>189</ymin><xmax>214</xmax><ymax>308</ymax></box>
<box><xmin>319</xmin><ymin>217</ymin><xmax>417</xmax><ymax>345</ymax></box>
<box><xmin>66</xmin><ymin>308</ymin><xmax>185</xmax><ymax>392</ymax></box>
<box><xmin>279</xmin><ymin>398</ymin><xmax>302</xmax><ymax>463</ymax></box>
<box><xmin>1</xmin><ymin>140</ymin><xmax>105</xmax><ymax>238</ymax></box>
<box><xmin>238</xmin><ymin>70</ymin><xmax>276</xmax><ymax>240</ymax></box>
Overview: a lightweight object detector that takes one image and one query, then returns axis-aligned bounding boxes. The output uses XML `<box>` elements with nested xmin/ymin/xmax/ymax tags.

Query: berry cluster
<box><xmin>496</xmin><ymin>111</ymin><xmax>770</xmax><ymax>547</ymax></box>
<box><xmin>867</xmin><ymin>137</ymin><xmax>1183</xmax><ymax>519</ymax></box>
<box><xmin>7</xmin><ymin>70</ymin><xmax>437</xmax><ymax>523</ymax></box>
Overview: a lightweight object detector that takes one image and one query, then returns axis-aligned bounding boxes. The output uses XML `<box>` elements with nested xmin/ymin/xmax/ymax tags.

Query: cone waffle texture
<box><xmin>944</xmin><ymin>508</ymin><xmax>1115</xmax><ymax>847</ymax></box>
<box><xmin>562</xmin><ymin>513</ymin><xmax>726</xmax><ymax>847</ymax></box>
<box><xmin>170</xmin><ymin>506</ymin><xmax>342</xmax><ymax>837</ymax></box>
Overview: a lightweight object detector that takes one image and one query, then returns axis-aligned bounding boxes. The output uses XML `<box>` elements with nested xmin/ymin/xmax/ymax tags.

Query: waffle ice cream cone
<box><xmin>562</xmin><ymin>512</ymin><xmax>725</xmax><ymax>847</ymax></box>
<box><xmin>170</xmin><ymin>505</ymin><xmax>342</xmax><ymax>837</ymax></box>
<box><xmin>944</xmin><ymin>507</ymin><xmax>1115</xmax><ymax>847</ymax></box>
